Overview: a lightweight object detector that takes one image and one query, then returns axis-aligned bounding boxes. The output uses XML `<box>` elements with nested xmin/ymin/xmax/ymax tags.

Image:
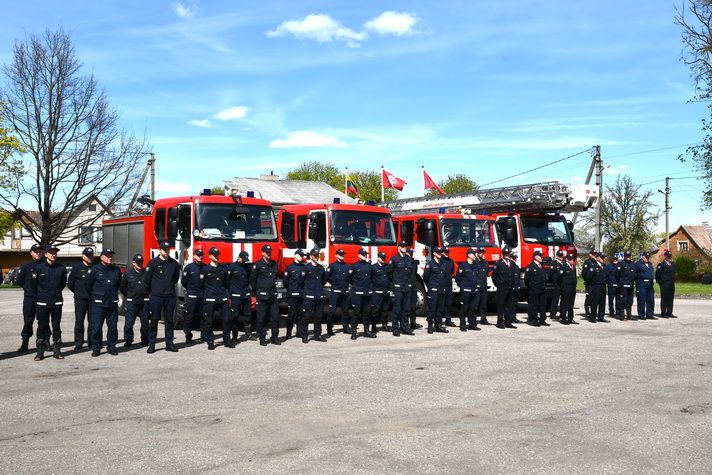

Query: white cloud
<box><xmin>269</xmin><ymin>130</ymin><xmax>348</xmax><ymax>149</ymax></box>
<box><xmin>214</xmin><ymin>106</ymin><xmax>249</xmax><ymax>121</ymax></box>
<box><xmin>156</xmin><ymin>180</ymin><xmax>192</xmax><ymax>193</ymax></box>
<box><xmin>365</xmin><ymin>11</ymin><xmax>418</xmax><ymax>36</ymax></box>
<box><xmin>173</xmin><ymin>2</ymin><xmax>195</xmax><ymax>19</ymax></box>
<box><xmin>267</xmin><ymin>14</ymin><xmax>367</xmax><ymax>45</ymax></box>
<box><xmin>187</xmin><ymin>119</ymin><xmax>212</xmax><ymax>128</ymax></box>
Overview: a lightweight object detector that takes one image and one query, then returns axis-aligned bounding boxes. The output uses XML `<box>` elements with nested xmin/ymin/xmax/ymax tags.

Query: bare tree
<box><xmin>0</xmin><ymin>29</ymin><xmax>150</xmax><ymax>245</ymax></box>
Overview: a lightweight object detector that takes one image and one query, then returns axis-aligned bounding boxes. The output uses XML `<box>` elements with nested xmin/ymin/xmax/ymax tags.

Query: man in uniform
<box><xmin>549</xmin><ymin>250</ymin><xmax>565</xmax><ymax>320</ymax></box>
<box><xmin>475</xmin><ymin>247</ymin><xmax>491</xmax><ymax>325</ymax></box>
<box><xmin>15</xmin><ymin>243</ymin><xmax>44</xmax><ymax>353</ymax></box>
<box><xmin>634</xmin><ymin>252</ymin><xmax>656</xmax><ymax>320</ymax></box>
<box><xmin>67</xmin><ymin>247</ymin><xmax>95</xmax><ymax>351</ymax></box>
<box><xmin>88</xmin><ymin>249</ymin><xmax>122</xmax><ymax>356</ymax></box>
<box><xmin>493</xmin><ymin>247</ymin><xmax>514</xmax><ymax>328</ymax></box>
<box><xmin>424</xmin><ymin>247</ymin><xmax>449</xmax><ymax>334</ymax></box>
<box><xmin>604</xmin><ymin>255</ymin><xmax>620</xmax><ymax>318</ymax></box>
<box><xmin>390</xmin><ymin>241</ymin><xmax>415</xmax><ymax>337</ymax></box>
<box><xmin>144</xmin><ymin>241</ymin><xmax>182</xmax><ymax>353</ymax></box>
<box><xmin>406</xmin><ymin>248</ymin><xmax>423</xmax><ymax>330</ymax></box>
<box><xmin>509</xmin><ymin>251</ymin><xmax>524</xmax><ymax>324</ymax></box>
<box><xmin>583</xmin><ymin>252</ymin><xmax>609</xmax><ymax>323</ymax></box>
<box><xmin>455</xmin><ymin>248</ymin><xmax>483</xmax><ymax>331</ymax></box>
<box><xmin>227</xmin><ymin>251</ymin><xmax>252</xmax><ymax>342</ymax></box>
<box><xmin>34</xmin><ymin>245</ymin><xmax>68</xmax><ymax>360</ymax></box>
<box><xmin>350</xmin><ymin>248</ymin><xmax>376</xmax><ymax>339</ymax></box>
<box><xmin>326</xmin><ymin>248</ymin><xmax>351</xmax><ymax>335</ymax></box>
<box><xmin>250</xmin><ymin>244</ymin><xmax>280</xmax><ymax>346</ymax></box>
<box><xmin>302</xmin><ymin>248</ymin><xmax>328</xmax><ymax>343</ymax></box>
<box><xmin>181</xmin><ymin>249</ymin><xmax>205</xmax><ymax>345</ymax></box>
<box><xmin>616</xmin><ymin>252</ymin><xmax>636</xmax><ymax>320</ymax></box>
<box><xmin>370</xmin><ymin>251</ymin><xmax>392</xmax><ymax>333</ymax></box>
<box><xmin>284</xmin><ymin>250</ymin><xmax>307</xmax><ymax>339</ymax></box>
<box><xmin>581</xmin><ymin>249</ymin><xmax>597</xmax><ymax>319</ymax></box>
<box><xmin>201</xmin><ymin>247</ymin><xmax>229</xmax><ymax>349</ymax></box>
<box><xmin>524</xmin><ymin>250</ymin><xmax>549</xmax><ymax>326</ymax></box>
<box><xmin>656</xmin><ymin>250</ymin><xmax>677</xmax><ymax>318</ymax></box>
<box><xmin>120</xmin><ymin>253</ymin><xmax>150</xmax><ymax>347</ymax></box>
<box><xmin>441</xmin><ymin>247</ymin><xmax>457</xmax><ymax>327</ymax></box>
<box><xmin>559</xmin><ymin>253</ymin><xmax>578</xmax><ymax>324</ymax></box>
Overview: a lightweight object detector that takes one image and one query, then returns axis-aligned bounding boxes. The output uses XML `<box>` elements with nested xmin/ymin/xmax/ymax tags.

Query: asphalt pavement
<box><xmin>0</xmin><ymin>288</ymin><xmax>710</xmax><ymax>474</ymax></box>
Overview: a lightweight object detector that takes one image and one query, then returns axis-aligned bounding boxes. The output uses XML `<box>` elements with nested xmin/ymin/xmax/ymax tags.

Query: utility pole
<box><xmin>149</xmin><ymin>153</ymin><xmax>156</xmax><ymax>201</ymax></box>
<box><xmin>659</xmin><ymin>177</ymin><xmax>670</xmax><ymax>250</ymax></box>
<box><xmin>594</xmin><ymin>145</ymin><xmax>602</xmax><ymax>252</ymax></box>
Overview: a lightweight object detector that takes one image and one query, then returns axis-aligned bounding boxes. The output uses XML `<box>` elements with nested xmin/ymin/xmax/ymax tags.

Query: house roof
<box><xmin>657</xmin><ymin>225</ymin><xmax>712</xmax><ymax>257</ymax></box>
<box><xmin>224</xmin><ymin>176</ymin><xmax>355</xmax><ymax>205</ymax></box>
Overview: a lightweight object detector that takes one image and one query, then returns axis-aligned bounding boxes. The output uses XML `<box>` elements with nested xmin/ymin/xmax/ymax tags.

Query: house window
<box><xmin>88</xmin><ymin>204</ymin><xmax>97</xmax><ymax>211</ymax></box>
<box><xmin>678</xmin><ymin>241</ymin><xmax>689</xmax><ymax>251</ymax></box>
<box><xmin>79</xmin><ymin>226</ymin><xmax>102</xmax><ymax>245</ymax></box>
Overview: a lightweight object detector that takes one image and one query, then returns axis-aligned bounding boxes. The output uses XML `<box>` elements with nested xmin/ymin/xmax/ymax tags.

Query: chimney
<box><xmin>260</xmin><ymin>172</ymin><xmax>279</xmax><ymax>181</ymax></box>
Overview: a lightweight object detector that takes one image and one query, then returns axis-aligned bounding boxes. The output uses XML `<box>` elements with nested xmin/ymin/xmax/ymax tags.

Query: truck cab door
<box><xmin>306</xmin><ymin>210</ymin><xmax>328</xmax><ymax>259</ymax></box>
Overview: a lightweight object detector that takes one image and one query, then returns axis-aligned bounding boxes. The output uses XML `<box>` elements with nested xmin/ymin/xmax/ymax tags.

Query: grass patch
<box><xmin>576</xmin><ymin>277</ymin><xmax>712</xmax><ymax>296</ymax></box>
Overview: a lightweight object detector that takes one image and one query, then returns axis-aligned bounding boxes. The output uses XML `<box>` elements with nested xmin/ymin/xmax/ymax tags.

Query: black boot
<box><xmin>270</xmin><ymin>336</ymin><xmax>281</xmax><ymax>345</ymax></box>
<box><xmin>147</xmin><ymin>344</ymin><xmax>156</xmax><ymax>354</ymax></box>
<box><xmin>17</xmin><ymin>337</ymin><xmax>30</xmax><ymax>353</ymax></box>
<box><xmin>381</xmin><ymin>322</ymin><xmax>389</xmax><ymax>332</ymax></box>
<box><xmin>53</xmin><ymin>340</ymin><xmax>64</xmax><ymax>360</ymax></box>
<box><xmin>435</xmin><ymin>322</ymin><xmax>449</xmax><ymax>333</ymax></box>
<box><xmin>34</xmin><ymin>340</ymin><xmax>45</xmax><ymax>361</ymax></box>
<box><xmin>371</xmin><ymin>323</ymin><xmax>378</xmax><ymax>333</ymax></box>
<box><xmin>259</xmin><ymin>337</ymin><xmax>268</xmax><ymax>346</ymax></box>
<box><xmin>351</xmin><ymin>325</ymin><xmax>358</xmax><ymax>340</ymax></box>
<box><xmin>343</xmin><ymin>324</ymin><xmax>353</xmax><ymax>335</ymax></box>
<box><xmin>411</xmin><ymin>319</ymin><xmax>423</xmax><ymax>329</ymax></box>
<box><xmin>364</xmin><ymin>327</ymin><xmax>377</xmax><ymax>338</ymax></box>
<box><xmin>166</xmin><ymin>342</ymin><xmax>179</xmax><ymax>352</ymax></box>
<box><xmin>327</xmin><ymin>324</ymin><xmax>335</xmax><ymax>336</ymax></box>
<box><xmin>427</xmin><ymin>321</ymin><xmax>434</xmax><ymax>334</ymax></box>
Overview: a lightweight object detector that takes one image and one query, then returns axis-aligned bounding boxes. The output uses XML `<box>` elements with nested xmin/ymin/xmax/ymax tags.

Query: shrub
<box><xmin>674</xmin><ymin>254</ymin><xmax>697</xmax><ymax>282</ymax></box>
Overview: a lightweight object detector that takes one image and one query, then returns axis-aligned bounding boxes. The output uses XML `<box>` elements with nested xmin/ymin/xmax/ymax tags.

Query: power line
<box><xmin>605</xmin><ymin>143</ymin><xmax>702</xmax><ymax>160</ymax></box>
<box><xmin>480</xmin><ymin>148</ymin><xmax>594</xmax><ymax>187</ymax></box>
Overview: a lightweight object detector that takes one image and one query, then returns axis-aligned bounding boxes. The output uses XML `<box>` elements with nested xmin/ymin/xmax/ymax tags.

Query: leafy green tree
<box><xmin>0</xmin><ymin>101</ymin><xmax>24</xmax><ymax>191</ymax></box>
<box><xmin>286</xmin><ymin>161</ymin><xmax>398</xmax><ymax>201</ymax></box>
<box><xmin>349</xmin><ymin>169</ymin><xmax>398</xmax><ymax>202</ymax></box>
<box><xmin>425</xmin><ymin>173</ymin><xmax>478</xmax><ymax>197</ymax></box>
<box><xmin>210</xmin><ymin>186</ymin><xmax>225</xmax><ymax>195</ymax></box>
<box><xmin>0</xmin><ymin>210</ymin><xmax>14</xmax><ymax>243</ymax></box>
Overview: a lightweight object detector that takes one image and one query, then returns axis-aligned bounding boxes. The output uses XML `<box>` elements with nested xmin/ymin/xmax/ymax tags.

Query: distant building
<box><xmin>652</xmin><ymin>222</ymin><xmax>712</xmax><ymax>266</ymax></box>
<box><xmin>224</xmin><ymin>173</ymin><xmax>355</xmax><ymax>206</ymax></box>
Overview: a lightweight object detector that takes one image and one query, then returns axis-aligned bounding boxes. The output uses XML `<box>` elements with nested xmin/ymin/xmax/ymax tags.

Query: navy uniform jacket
<box><xmin>88</xmin><ymin>263</ymin><xmax>122</xmax><ymax>308</ymax></box>
<box><xmin>455</xmin><ymin>261</ymin><xmax>478</xmax><ymax>292</ymax></box>
<box><xmin>144</xmin><ymin>256</ymin><xmax>181</xmax><ymax>297</ymax></box>
<box><xmin>120</xmin><ymin>266</ymin><xmax>149</xmax><ymax>303</ymax></box>
<box><xmin>390</xmin><ymin>253</ymin><xmax>414</xmax><ymax>292</ymax></box>
<box><xmin>201</xmin><ymin>263</ymin><xmax>228</xmax><ymax>302</ymax></box>
<box><xmin>604</xmin><ymin>263</ymin><xmax>619</xmax><ymax>286</ymax></box>
<box><xmin>655</xmin><ymin>260</ymin><xmax>675</xmax><ymax>285</ymax></box>
<box><xmin>284</xmin><ymin>262</ymin><xmax>307</xmax><ymax>298</ymax></box>
<box><xmin>617</xmin><ymin>260</ymin><xmax>635</xmax><ymax>288</ymax></box>
<box><xmin>67</xmin><ymin>262</ymin><xmax>94</xmax><ymax>300</ymax></box>
<box><xmin>423</xmin><ymin>259</ymin><xmax>448</xmax><ymax>295</ymax></box>
<box><xmin>227</xmin><ymin>262</ymin><xmax>251</xmax><ymax>298</ymax></box>
<box><xmin>181</xmin><ymin>262</ymin><xmax>205</xmax><ymax>298</ymax></box>
<box><xmin>350</xmin><ymin>260</ymin><xmax>372</xmax><ymax>295</ymax></box>
<box><xmin>583</xmin><ymin>261</ymin><xmax>606</xmax><ymax>286</ymax></box>
<box><xmin>561</xmin><ymin>261</ymin><xmax>577</xmax><ymax>287</ymax></box>
<box><xmin>524</xmin><ymin>262</ymin><xmax>547</xmax><ymax>290</ymax></box>
<box><xmin>581</xmin><ymin>257</ymin><xmax>596</xmax><ymax>285</ymax></box>
<box><xmin>304</xmin><ymin>262</ymin><xmax>327</xmax><ymax>300</ymax></box>
<box><xmin>549</xmin><ymin>259</ymin><xmax>565</xmax><ymax>286</ymax></box>
<box><xmin>36</xmin><ymin>262</ymin><xmax>68</xmax><ymax>307</ymax></box>
<box><xmin>492</xmin><ymin>259</ymin><xmax>514</xmax><ymax>289</ymax></box>
<box><xmin>250</xmin><ymin>258</ymin><xmax>278</xmax><ymax>300</ymax></box>
<box><xmin>371</xmin><ymin>262</ymin><xmax>391</xmax><ymax>294</ymax></box>
<box><xmin>326</xmin><ymin>260</ymin><xmax>351</xmax><ymax>294</ymax></box>
<box><xmin>511</xmin><ymin>259</ymin><xmax>522</xmax><ymax>291</ymax></box>
<box><xmin>441</xmin><ymin>256</ymin><xmax>454</xmax><ymax>287</ymax></box>
<box><xmin>634</xmin><ymin>260</ymin><xmax>654</xmax><ymax>289</ymax></box>
<box><xmin>16</xmin><ymin>258</ymin><xmax>44</xmax><ymax>298</ymax></box>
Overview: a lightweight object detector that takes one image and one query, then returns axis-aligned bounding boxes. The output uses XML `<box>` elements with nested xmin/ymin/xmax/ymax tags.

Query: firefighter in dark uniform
<box><xmin>181</xmin><ymin>249</ymin><xmax>205</xmax><ymax>345</ymax></box>
<box><xmin>424</xmin><ymin>247</ymin><xmax>449</xmax><ymax>334</ymax></box>
<box><xmin>441</xmin><ymin>247</ymin><xmax>456</xmax><ymax>327</ymax></box>
<box><xmin>67</xmin><ymin>247</ymin><xmax>95</xmax><ymax>351</ymax></box>
<box><xmin>581</xmin><ymin>249</ymin><xmax>596</xmax><ymax>319</ymax></box>
<box><xmin>390</xmin><ymin>241</ymin><xmax>415</xmax><ymax>337</ymax></box>
<box><xmin>326</xmin><ymin>248</ymin><xmax>351</xmax><ymax>335</ymax></box>
<box><xmin>180</xmin><ymin>249</ymin><xmax>205</xmax><ymax>345</ymax></box>
<box><xmin>616</xmin><ymin>251</ymin><xmax>636</xmax><ymax>320</ymax></box>
<box><xmin>656</xmin><ymin>250</ymin><xmax>677</xmax><ymax>318</ymax></box>
<box><xmin>370</xmin><ymin>251</ymin><xmax>391</xmax><ymax>333</ymax></box>
<box><xmin>509</xmin><ymin>251</ymin><xmax>524</xmax><ymax>324</ymax></box>
<box><xmin>559</xmin><ymin>253</ymin><xmax>578</xmax><ymax>324</ymax></box>
<box><xmin>474</xmin><ymin>247</ymin><xmax>491</xmax><ymax>325</ymax></box>
<box><xmin>493</xmin><ymin>247</ymin><xmax>514</xmax><ymax>328</ymax></box>
<box><xmin>350</xmin><ymin>249</ymin><xmax>376</xmax><ymax>339</ymax></box>
<box><xmin>88</xmin><ymin>248</ymin><xmax>122</xmax><ymax>356</ymax></box>
<box><xmin>200</xmin><ymin>247</ymin><xmax>229</xmax><ymax>350</ymax></box>
<box><xmin>582</xmin><ymin>252</ymin><xmax>608</xmax><ymax>323</ymax></box>
<box><xmin>604</xmin><ymin>255</ymin><xmax>620</xmax><ymax>317</ymax></box>
<box><xmin>634</xmin><ymin>252</ymin><xmax>656</xmax><ymax>320</ymax></box>
<box><xmin>525</xmin><ymin>250</ymin><xmax>549</xmax><ymax>326</ymax></box>
<box><xmin>549</xmin><ymin>250</ymin><xmax>565</xmax><ymax>319</ymax></box>
<box><xmin>250</xmin><ymin>244</ymin><xmax>280</xmax><ymax>346</ymax></box>
<box><xmin>120</xmin><ymin>253</ymin><xmax>150</xmax><ymax>347</ymax></box>
<box><xmin>302</xmin><ymin>248</ymin><xmax>328</xmax><ymax>343</ymax></box>
<box><xmin>284</xmin><ymin>250</ymin><xmax>307</xmax><ymax>339</ymax></box>
<box><xmin>227</xmin><ymin>251</ymin><xmax>252</xmax><ymax>342</ymax></box>
<box><xmin>15</xmin><ymin>243</ymin><xmax>44</xmax><ymax>353</ymax></box>
<box><xmin>144</xmin><ymin>241</ymin><xmax>182</xmax><ymax>353</ymax></box>
<box><xmin>405</xmin><ymin>248</ymin><xmax>423</xmax><ymax>330</ymax></box>
<box><xmin>455</xmin><ymin>248</ymin><xmax>482</xmax><ymax>331</ymax></box>
<box><xmin>34</xmin><ymin>245</ymin><xmax>68</xmax><ymax>360</ymax></box>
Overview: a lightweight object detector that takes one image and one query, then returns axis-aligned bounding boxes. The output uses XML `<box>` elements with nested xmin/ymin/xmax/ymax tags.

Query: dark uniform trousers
<box><xmin>230</xmin><ymin>297</ymin><xmax>251</xmax><ymax>335</ymax></box>
<box><xmin>22</xmin><ymin>297</ymin><xmax>38</xmax><ymax>339</ymax></box>
<box><xmin>370</xmin><ymin>291</ymin><xmax>390</xmax><ymax>324</ymax></box>
<box><xmin>617</xmin><ymin>285</ymin><xmax>634</xmax><ymax>318</ymax></box>
<box><xmin>74</xmin><ymin>298</ymin><xmax>92</xmax><ymax>347</ymax></box>
<box><xmin>328</xmin><ymin>291</ymin><xmax>350</xmax><ymax>329</ymax></box>
<box><xmin>149</xmin><ymin>296</ymin><xmax>176</xmax><ymax>345</ymax></box>
<box><xmin>584</xmin><ymin>283</ymin><xmax>592</xmax><ymax>316</ymax></box>
<box><xmin>256</xmin><ymin>298</ymin><xmax>279</xmax><ymax>339</ymax></box>
<box><xmin>426</xmin><ymin>291</ymin><xmax>446</xmax><ymax>324</ymax></box>
<box><xmin>443</xmin><ymin>287</ymin><xmax>454</xmax><ymax>324</ymax></box>
<box><xmin>459</xmin><ymin>289</ymin><xmax>480</xmax><ymax>327</ymax></box>
<box><xmin>287</xmin><ymin>296</ymin><xmax>303</xmax><ymax>337</ymax></box>
<box><xmin>550</xmin><ymin>285</ymin><xmax>562</xmax><ymax>318</ymax></box>
<box><xmin>203</xmin><ymin>299</ymin><xmax>228</xmax><ymax>344</ymax></box>
<box><xmin>302</xmin><ymin>298</ymin><xmax>323</xmax><ymax>337</ymax></box>
<box><xmin>124</xmin><ymin>300</ymin><xmax>149</xmax><ymax>344</ymax></box>
<box><xmin>91</xmin><ymin>304</ymin><xmax>119</xmax><ymax>351</ymax></box>
<box><xmin>350</xmin><ymin>291</ymin><xmax>371</xmax><ymax>326</ymax></box>
<box><xmin>660</xmin><ymin>283</ymin><xmax>675</xmax><ymax>317</ymax></box>
<box><xmin>607</xmin><ymin>283</ymin><xmax>618</xmax><ymax>315</ymax></box>
<box><xmin>589</xmin><ymin>284</ymin><xmax>606</xmax><ymax>320</ymax></box>
<box><xmin>527</xmin><ymin>287</ymin><xmax>547</xmax><ymax>323</ymax></box>
<box><xmin>497</xmin><ymin>287</ymin><xmax>513</xmax><ymax>325</ymax></box>
<box><xmin>391</xmin><ymin>290</ymin><xmax>411</xmax><ymax>334</ymax></box>
<box><xmin>184</xmin><ymin>296</ymin><xmax>203</xmax><ymax>339</ymax></box>
<box><xmin>36</xmin><ymin>303</ymin><xmax>62</xmax><ymax>343</ymax></box>
<box><xmin>636</xmin><ymin>285</ymin><xmax>654</xmax><ymax>318</ymax></box>
<box><xmin>560</xmin><ymin>284</ymin><xmax>576</xmax><ymax>322</ymax></box>
<box><xmin>477</xmin><ymin>290</ymin><xmax>488</xmax><ymax>321</ymax></box>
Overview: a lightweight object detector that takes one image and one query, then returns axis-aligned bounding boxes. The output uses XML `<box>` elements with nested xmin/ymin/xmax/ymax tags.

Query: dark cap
<box><xmin>433</xmin><ymin>246</ymin><xmax>444</xmax><ymax>254</ymax></box>
<box><xmin>133</xmin><ymin>253</ymin><xmax>144</xmax><ymax>263</ymax></box>
<box><xmin>466</xmin><ymin>248</ymin><xmax>476</xmax><ymax>256</ymax></box>
<box><xmin>597</xmin><ymin>252</ymin><xmax>606</xmax><ymax>258</ymax></box>
<box><xmin>477</xmin><ymin>247</ymin><xmax>485</xmax><ymax>254</ymax></box>
<box><xmin>641</xmin><ymin>252</ymin><xmax>650</xmax><ymax>258</ymax></box>
<box><xmin>194</xmin><ymin>248</ymin><xmax>204</xmax><ymax>257</ymax></box>
<box><xmin>335</xmin><ymin>249</ymin><xmax>345</xmax><ymax>256</ymax></box>
<box><xmin>610</xmin><ymin>255</ymin><xmax>619</xmax><ymax>261</ymax></box>
<box><xmin>295</xmin><ymin>249</ymin><xmax>305</xmax><ymax>257</ymax></box>
<box><xmin>397</xmin><ymin>240</ymin><xmax>408</xmax><ymax>247</ymax></box>
<box><xmin>377</xmin><ymin>251</ymin><xmax>387</xmax><ymax>259</ymax></box>
<box><xmin>209</xmin><ymin>246</ymin><xmax>220</xmax><ymax>256</ymax></box>
<box><xmin>442</xmin><ymin>247</ymin><xmax>450</xmax><ymax>253</ymax></box>
<box><xmin>238</xmin><ymin>251</ymin><xmax>249</xmax><ymax>259</ymax></box>
<box><xmin>358</xmin><ymin>248</ymin><xmax>368</xmax><ymax>256</ymax></box>
<box><xmin>501</xmin><ymin>246</ymin><xmax>511</xmax><ymax>255</ymax></box>
<box><xmin>30</xmin><ymin>244</ymin><xmax>44</xmax><ymax>253</ymax></box>
<box><xmin>624</xmin><ymin>251</ymin><xmax>632</xmax><ymax>258</ymax></box>
<box><xmin>309</xmin><ymin>248</ymin><xmax>320</xmax><ymax>257</ymax></box>
<box><xmin>101</xmin><ymin>248</ymin><xmax>115</xmax><ymax>256</ymax></box>
<box><xmin>44</xmin><ymin>244</ymin><xmax>60</xmax><ymax>253</ymax></box>
<box><xmin>664</xmin><ymin>250</ymin><xmax>672</xmax><ymax>257</ymax></box>
<box><xmin>261</xmin><ymin>244</ymin><xmax>272</xmax><ymax>253</ymax></box>
<box><xmin>159</xmin><ymin>241</ymin><xmax>171</xmax><ymax>250</ymax></box>
<box><xmin>589</xmin><ymin>249</ymin><xmax>596</xmax><ymax>255</ymax></box>
<box><xmin>566</xmin><ymin>253</ymin><xmax>575</xmax><ymax>260</ymax></box>
<box><xmin>533</xmin><ymin>250</ymin><xmax>543</xmax><ymax>257</ymax></box>
<box><xmin>556</xmin><ymin>250</ymin><xmax>564</xmax><ymax>257</ymax></box>
<box><xmin>82</xmin><ymin>248</ymin><xmax>95</xmax><ymax>257</ymax></box>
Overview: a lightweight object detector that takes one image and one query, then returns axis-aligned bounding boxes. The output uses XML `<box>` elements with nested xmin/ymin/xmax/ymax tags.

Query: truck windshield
<box><xmin>330</xmin><ymin>210</ymin><xmax>396</xmax><ymax>245</ymax></box>
<box><xmin>520</xmin><ymin>216</ymin><xmax>572</xmax><ymax>244</ymax></box>
<box><xmin>441</xmin><ymin>219</ymin><xmax>496</xmax><ymax>247</ymax></box>
<box><xmin>195</xmin><ymin>204</ymin><xmax>277</xmax><ymax>242</ymax></box>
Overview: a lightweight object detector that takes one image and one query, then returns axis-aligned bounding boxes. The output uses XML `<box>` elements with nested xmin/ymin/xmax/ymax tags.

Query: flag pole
<box><xmin>381</xmin><ymin>165</ymin><xmax>385</xmax><ymax>202</ymax></box>
<box><xmin>421</xmin><ymin>165</ymin><xmax>425</xmax><ymax>197</ymax></box>
<box><xmin>345</xmin><ymin>166</ymin><xmax>348</xmax><ymax>198</ymax></box>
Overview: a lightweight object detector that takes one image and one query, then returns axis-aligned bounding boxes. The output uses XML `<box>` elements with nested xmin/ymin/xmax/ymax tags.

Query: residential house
<box><xmin>651</xmin><ymin>222</ymin><xmax>712</xmax><ymax>266</ymax></box>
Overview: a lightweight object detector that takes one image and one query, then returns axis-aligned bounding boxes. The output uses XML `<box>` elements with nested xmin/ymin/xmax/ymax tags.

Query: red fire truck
<box><xmin>103</xmin><ymin>190</ymin><xmax>280</xmax><ymax>312</ymax></box>
<box><xmin>277</xmin><ymin>200</ymin><xmax>399</xmax><ymax>268</ymax></box>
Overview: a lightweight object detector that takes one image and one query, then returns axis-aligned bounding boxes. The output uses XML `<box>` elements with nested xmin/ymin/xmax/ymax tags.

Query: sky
<box><xmin>1</xmin><ymin>0</ymin><xmax>709</xmax><ymax>233</ymax></box>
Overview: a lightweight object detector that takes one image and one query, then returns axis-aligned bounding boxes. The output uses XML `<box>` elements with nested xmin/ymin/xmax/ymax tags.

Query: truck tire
<box><xmin>118</xmin><ymin>294</ymin><xmax>126</xmax><ymax>316</ymax></box>
<box><xmin>415</xmin><ymin>281</ymin><xmax>427</xmax><ymax>317</ymax></box>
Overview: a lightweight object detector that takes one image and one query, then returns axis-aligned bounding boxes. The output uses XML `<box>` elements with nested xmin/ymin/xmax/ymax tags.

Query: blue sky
<box><xmin>1</xmin><ymin>0</ymin><xmax>708</xmax><ymax>232</ymax></box>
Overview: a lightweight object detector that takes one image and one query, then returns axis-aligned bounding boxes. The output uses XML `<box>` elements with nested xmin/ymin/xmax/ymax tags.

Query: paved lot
<box><xmin>0</xmin><ymin>288</ymin><xmax>711</xmax><ymax>474</ymax></box>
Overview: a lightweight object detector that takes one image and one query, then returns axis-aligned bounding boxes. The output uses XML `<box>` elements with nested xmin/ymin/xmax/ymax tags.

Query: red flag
<box><xmin>423</xmin><ymin>169</ymin><xmax>445</xmax><ymax>195</ymax></box>
<box><xmin>382</xmin><ymin>168</ymin><xmax>407</xmax><ymax>191</ymax></box>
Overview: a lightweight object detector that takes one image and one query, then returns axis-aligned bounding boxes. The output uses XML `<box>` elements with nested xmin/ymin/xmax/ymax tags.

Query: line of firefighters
<box><xmin>12</xmin><ymin>240</ymin><xmax>677</xmax><ymax>360</ymax></box>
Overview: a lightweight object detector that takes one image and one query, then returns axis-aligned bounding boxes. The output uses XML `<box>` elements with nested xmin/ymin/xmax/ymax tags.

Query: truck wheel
<box><xmin>415</xmin><ymin>282</ymin><xmax>427</xmax><ymax>317</ymax></box>
<box><xmin>118</xmin><ymin>294</ymin><xmax>126</xmax><ymax>316</ymax></box>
